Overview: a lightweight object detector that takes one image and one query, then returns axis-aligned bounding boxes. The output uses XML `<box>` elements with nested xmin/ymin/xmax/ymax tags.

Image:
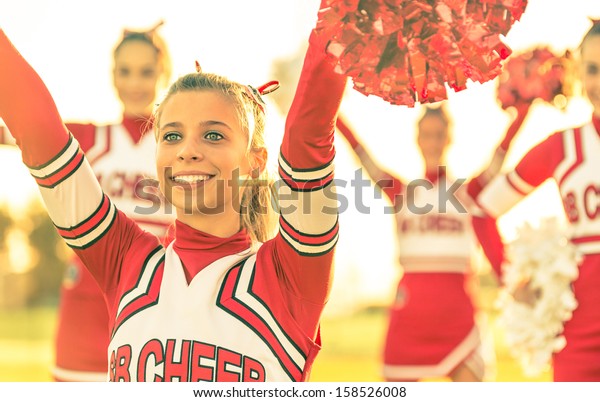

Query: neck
<box><xmin>425</xmin><ymin>161</ymin><xmax>443</xmax><ymax>174</ymax></box>
<box><xmin>176</xmin><ymin>208</ymin><xmax>243</xmax><ymax>239</ymax></box>
<box><xmin>424</xmin><ymin>164</ymin><xmax>445</xmax><ymax>183</ymax></box>
<box><xmin>425</xmin><ymin>165</ymin><xmax>439</xmax><ymax>173</ymax></box>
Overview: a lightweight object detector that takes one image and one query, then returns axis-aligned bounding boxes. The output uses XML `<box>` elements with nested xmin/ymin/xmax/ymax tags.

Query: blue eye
<box><xmin>163</xmin><ymin>132</ymin><xmax>181</xmax><ymax>142</ymax></box>
<box><xmin>205</xmin><ymin>131</ymin><xmax>223</xmax><ymax>141</ymax></box>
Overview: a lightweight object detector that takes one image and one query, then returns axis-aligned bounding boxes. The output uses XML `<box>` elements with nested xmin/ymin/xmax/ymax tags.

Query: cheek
<box><xmin>113</xmin><ymin>74</ymin><xmax>128</xmax><ymax>89</ymax></box>
<box><xmin>223</xmin><ymin>144</ymin><xmax>252</xmax><ymax>171</ymax></box>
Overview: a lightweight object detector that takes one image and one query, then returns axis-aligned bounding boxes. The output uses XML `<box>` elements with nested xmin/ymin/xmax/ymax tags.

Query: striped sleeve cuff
<box><xmin>27</xmin><ymin>134</ymin><xmax>115</xmax><ymax>249</ymax></box>
<box><xmin>27</xmin><ymin>135</ymin><xmax>85</xmax><ymax>188</ymax></box>
<box><xmin>55</xmin><ymin>194</ymin><xmax>117</xmax><ymax>249</ymax></box>
<box><xmin>277</xmin><ymin>153</ymin><xmax>338</xmax><ymax>256</ymax></box>
<box><xmin>278</xmin><ymin>153</ymin><xmax>334</xmax><ymax>192</ymax></box>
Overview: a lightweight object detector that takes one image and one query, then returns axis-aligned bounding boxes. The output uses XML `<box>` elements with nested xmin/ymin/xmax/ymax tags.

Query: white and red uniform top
<box><xmin>376</xmin><ymin>170</ymin><xmax>479</xmax><ymax>274</ymax></box>
<box><xmin>476</xmin><ymin>118</ymin><xmax>600</xmax><ymax>255</ymax></box>
<box><xmin>390</xmin><ymin>173</ymin><xmax>475</xmax><ymax>273</ymax></box>
<box><xmin>0</xmin><ymin>29</ymin><xmax>346</xmax><ymax>382</ymax></box>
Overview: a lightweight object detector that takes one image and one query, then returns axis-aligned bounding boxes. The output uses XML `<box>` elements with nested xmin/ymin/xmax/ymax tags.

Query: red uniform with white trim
<box><xmin>0</xmin><ymin>29</ymin><xmax>346</xmax><ymax>381</ymax></box>
<box><xmin>376</xmin><ymin>170</ymin><xmax>485</xmax><ymax>380</ymax></box>
<box><xmin>54</xmin><ymin>118</ymin><xmax>173</xmax><ymax>381</ymax></box>
<box><xmin>476</xmin><ymin>117</ymin><xmax>600</xmax><ymax>381</ymax></box>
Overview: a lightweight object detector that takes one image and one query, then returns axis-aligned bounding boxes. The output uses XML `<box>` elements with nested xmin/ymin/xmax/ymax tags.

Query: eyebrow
<box><xmin>159</xmin><ymin>120</ymin><xmax>232</xmax><ymax>131</ymax></box>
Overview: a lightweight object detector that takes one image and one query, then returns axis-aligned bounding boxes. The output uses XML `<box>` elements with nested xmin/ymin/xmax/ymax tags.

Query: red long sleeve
<box><xmin>280</xmin><ymin>30</ymin><xmax>347</xmax><ymax>169</ymax></box>
<box><xmin>0</xmin><ymin>29</ymin><xmax>70</xmax><ymax>166</ymax></box>
<box><xmin>499</xmin><ymin>103</ymin><xmax>530</xmax><ymax>152</ymax></box>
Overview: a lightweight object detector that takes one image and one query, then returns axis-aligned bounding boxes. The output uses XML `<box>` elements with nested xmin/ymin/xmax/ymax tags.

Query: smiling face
<box><xmin>156</xmin><ymin>89</ymin><xmax>255</xmax><ymax>225</ymax></box>
<box><xmin>113</xmin><ymin>40</ymin><xmax>162</xmax><ymax>117</ymax></box>
<box><xmin>581</xmin><ymin>35</ymin><xmax>600</xmax><ymax>118</ymax></box>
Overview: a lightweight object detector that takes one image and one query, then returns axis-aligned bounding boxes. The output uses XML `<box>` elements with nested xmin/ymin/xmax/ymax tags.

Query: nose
<box><xmin>176</xmin><ymin>139</ymin><xmax>204</xmax><ymax>161</ymax></box>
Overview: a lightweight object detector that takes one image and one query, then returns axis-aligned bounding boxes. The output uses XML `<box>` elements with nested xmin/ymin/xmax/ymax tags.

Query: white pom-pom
<box><xmin>495</xmin><ymin>217</ymin><xmax>580</xmax><ymax>377</ymax></box>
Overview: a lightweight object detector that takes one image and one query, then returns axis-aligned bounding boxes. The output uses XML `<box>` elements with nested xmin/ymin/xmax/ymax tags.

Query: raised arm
<box><xmin>259</xmin><ymin>27</ymin><xmax>347</xmax><ymax>336</ymax></box>
<box><xmin>336</xmin><ymin>115</ymin><xmax>403</xmax><ymax>203</ymax></box>
<box><xmin>0</xmin><ymin>29</ymin><xmax>148</xmax><ymax>294</ymax></box>
<box><xmin>467</xmin><ymin>102</ymin><xmax>530</xmax><ymax>199</ymax></box>
<box><xmin>279</xmin><ymin>31</ymin><xmax>347</xmax><ymax>170</ymax></box>
<box><xmin>0</xmin><ymin>29</ymin><xmax>70</xmax><ymax>162</ymax></box>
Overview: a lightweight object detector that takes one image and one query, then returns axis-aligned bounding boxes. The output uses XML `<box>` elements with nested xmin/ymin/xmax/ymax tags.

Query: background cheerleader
<box><xmin>336</xmin><ymin>102</ymin><xmax>528</xmax><ymax>381</ymax></box>
<box><xmin>471</xmin><ymin>20</ymin><xmax>600</xmax><ymax>382</ymax></box>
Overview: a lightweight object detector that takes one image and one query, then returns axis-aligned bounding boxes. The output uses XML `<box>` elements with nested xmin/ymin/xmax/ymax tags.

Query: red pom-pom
<box><xmin>497</xmin><ymin>47</ymin><xmax>575</xmax><ymax>110</ymax></box>
<box><xmin>314</xmin><ymin>0</ymin><xmax>528</xmax><ymax>106</ymax></box>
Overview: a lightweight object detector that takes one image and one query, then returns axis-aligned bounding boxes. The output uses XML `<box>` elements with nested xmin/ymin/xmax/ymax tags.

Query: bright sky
<box><xmin>1</xmin><ymin>0</ymin><xmax>600</xmax><ymax>312</ymax></box>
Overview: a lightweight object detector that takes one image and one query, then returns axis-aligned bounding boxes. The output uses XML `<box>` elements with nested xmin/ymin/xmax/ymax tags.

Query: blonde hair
<box><xmin>154</xmin><ymin>72</ymin><xmax>277</xmax><ymax>244</ymax></box>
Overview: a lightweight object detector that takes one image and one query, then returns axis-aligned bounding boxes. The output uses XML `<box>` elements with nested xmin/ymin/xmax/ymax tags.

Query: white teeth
<box><xmin>172</xmin><ymin>175</ymin><xmax>211</xmax><ymax>184</ymax></box>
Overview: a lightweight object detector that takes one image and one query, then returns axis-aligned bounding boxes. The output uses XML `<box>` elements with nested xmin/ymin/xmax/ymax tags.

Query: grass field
<box><xmin>0</xmin><ymin>306</ymin><xmax>55</xmax><ymax>381</ymax></box>
<box><xmin>312</xmin><ymin>306</ymin><xmax>552</xmax><ymax>382</ymax></box>
<box><xmin>0</xmin><ymin>301</ymin><xmax>552</xmax><ymax>382</ymax></box>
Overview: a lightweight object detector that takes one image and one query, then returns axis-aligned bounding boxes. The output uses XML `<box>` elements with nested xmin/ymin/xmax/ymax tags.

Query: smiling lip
<box><xmin>169</xmin><ymin>171</ymin><xmax>215</xmax><ymax>188</ymax></box>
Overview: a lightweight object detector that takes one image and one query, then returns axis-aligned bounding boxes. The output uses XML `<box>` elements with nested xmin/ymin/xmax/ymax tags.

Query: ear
<box><xmin>248</xmin><ymin>147</ymin><xmax>268</xmax><ymax>178</ymax></box>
